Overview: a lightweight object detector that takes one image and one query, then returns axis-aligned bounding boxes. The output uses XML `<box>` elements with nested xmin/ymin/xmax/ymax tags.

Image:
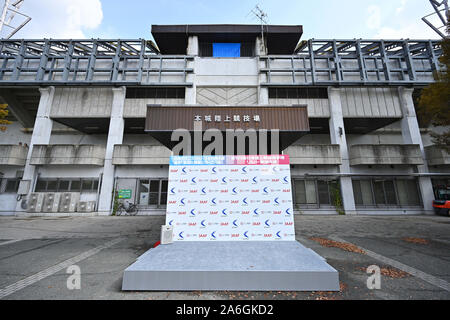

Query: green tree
<box><xmin>418</xmin><ymin>22</ymin><xmax>450</xmax><ymax>151</ymax></box>
<box><xmin>0</xmin><ymin>103</ymin><xmax>13</xmax><ymax>132</ymax></box>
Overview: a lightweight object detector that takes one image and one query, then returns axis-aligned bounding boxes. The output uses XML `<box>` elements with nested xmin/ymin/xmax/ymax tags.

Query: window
<box><xmin>353</xmin><ymin>178</ymin><xmax>422</xmax><ymax>207</ymax></box>
<box><xmin>269</xmin><ymin>87</ymin><xmax>328</xmax><ymax>99</ymax></box>
<box><xmin>199</xmin><ymin>42</ymin><xmax>255</xmax><ymax>57</ymax></box>
<box><xmin>125</xmin><ymin>88</ymin><xmax>185</xmax><ymax>99</ymax></box>
<box><xmin>137</xmin><ymin>179</ymin><xmax>168</xmax><ymax>208</ymax></box>
<box><xmin>34</xmin><ymin>178</ymin><xmax>99</xmax><ymax>192</ymax></box>
<box><xmin>0</xmin><ymin>178</ymin><xmax>20</xmax><ymax>193</ymax></box>
<box><xmin>293</xmin><ymin>178</ymin><xmax>339</xmax><ymax>208</ymax></box>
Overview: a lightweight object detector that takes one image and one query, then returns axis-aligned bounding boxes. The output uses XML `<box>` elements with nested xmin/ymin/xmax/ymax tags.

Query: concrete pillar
<box><xmin>15</xmin><ymin>86</ymin><xmax>55</xmax><ymax>213</ymax></box>
<box><xmin>398</xmin><ymin>87</ymin><xmax>434</xmax><ymax>214</ymax></box>
<box><xmin>185</xmin><ymin>36</ymin><xmax>198</xmax><ymax>105</ymax></box>
<box><xmin>328</xmin><ymin>87</ymin><xmax>356</xmax><ymax>215</ymax></box>
<box><xmin>98</xmin><ymin>86</ymin><xmax>126</xmax><ymax>215</ymax></box>
<box><xmin>256</xmin><ymin>37</ymin><xmax>269</xmax><ymax>105</ymax></box>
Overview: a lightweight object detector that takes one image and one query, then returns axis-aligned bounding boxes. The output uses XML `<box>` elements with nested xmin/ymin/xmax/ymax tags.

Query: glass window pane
<box><xmin>405</xmin><ymin>179</ymin><xmax>421</xmax><ymax>206</ymax></box>
<box><xmin>35</xmin><ymin>179</ymin><xmax>47</xmax><ymax>192</ymax></box>
<box><xmin>384</xmin><ymin>180</ymin><xmax>397</xmax><ymax>205</ymax></box>
<box><xmin>93</xmin><ymin>180</ymin><xmax>99</xmax><ymax>190</ymax></box>
<box><xmin>318</xmin><ymin>180</ymin><xmax>330</xmax><ymax>205</ymax></box>
<box><xmin>161</xmin><ymin>180</ymin><xmax>168</xmax><ymax>193</ymax></box>
<box><xmin>360</xmin><ymin>180</ymin><xmax>374</xmax><ymax>205</ymax></box>
<box><xmin>160</xmin><ymin>192</ymin><xmax>167</xmax><ymax>206</ymax></box>
<box><xmin>58</xmin><ymin>180</ymin><xmax>70</xmax><ymax>191</ymax></box>
<box><xmin>294</xmin><ymin>180</ymin><xmax>306</xmax><ymax>204</ymax></box>
<box><xmin>149</xmin><ymin>193</ymin><xmax>158</xmax><ymax>205</ymax></box>
<box><xmin>138</xmin><ymin>180</ymin><xmax>149</xmax><ymax>205</ymax></box>
<box><xmin>150</xmin><ymin>180</ymin><xmax>159</xmax><ymax>192</ymax></box>
<box><xmin>70</xmin><ymin>180</ymin><xmax>81</xmax><ymax>191</ymax></box>
<box><xmin>46</xmin><ymin>180</ymin><xmax>57</xmax><ymax>192</ymax></box>
<box><xmin>81</xmin><ymin>180</ymin><xmax>93</xmax><ymax>191</ymax></box>
<box><xmin>373</xmin><ymin>180</ymin><xmax>385</xmax><ymax>205</ymax></box>
<box><xmin>352</xmin><ymin>180</ymin><xmax>363</xmax><ymax>205</ymax></box>
<box><xmin>5</xmin><ymin>179</ymin><xmax>18</xmax><ymax>192</ymax></box>
<box><xmin>305</xmin><ymin>180</ymin><xmax>317</xmax><ymax>204</ymax></box>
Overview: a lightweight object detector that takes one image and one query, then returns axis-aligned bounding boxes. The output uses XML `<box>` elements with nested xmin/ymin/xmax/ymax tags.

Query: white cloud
<box><xmin>13</xmin><ymin>0</ymin><xmax>103</xmax><ymax>38</ymax></box>
<box><xmin>396</xmin><ymin>0</ymin><xmax>409</xmax><ymax>14</ymax></box>
<box><xmin>367</xmin><ymin>5</ymin><xmax>381</xmax><ymax>30</ymax></box>
<box><xmin>375</xmin><ymin>22</ymin><xmax>440</xmax><ymax>39</ymax></box>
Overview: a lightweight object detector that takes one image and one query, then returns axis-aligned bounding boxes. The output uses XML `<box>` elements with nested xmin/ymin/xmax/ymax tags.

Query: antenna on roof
<box><xmin>0</xmin><ymin>0</ymin><xmax>31</xmax><ymax>39</ymax></box>
<box><xmin>248</xmin><ymin>4</ymin><xmax>268</xmax><ymax>53</ymax></box>
<box><xmin>422</xmin><ymin>0</ymin><xmax>449</xmax><ymax>38</ymax></box>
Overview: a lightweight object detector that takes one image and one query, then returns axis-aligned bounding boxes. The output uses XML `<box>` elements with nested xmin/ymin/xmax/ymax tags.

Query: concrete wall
<box><xmin>50</xmin><ymin>88</ymin><xmax>113</xmax><ymax>117</ymax></box>
<box><xmin>124</xmin><ymin>98</ymin><xmax>185</xmax><ymax>118</ymax></box>
<box><xmin>197</xmin><ymin>87</ymin><xmax>258</xmax><ymax>106</ymax></box>
<box><xmin>195</xmin><ymin>58</ymin><xmax>259</xmax><ymax>86</ymax></box>
<box><xmin>340</xmin><ymin>87</ymin><xmax>403</xmax><ymax>118</ymax></box>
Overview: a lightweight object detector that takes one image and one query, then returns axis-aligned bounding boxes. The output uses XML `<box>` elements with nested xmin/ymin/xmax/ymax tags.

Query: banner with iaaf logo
<box><xmin>166</xmin><ymin>155</ymin><xmax>295</xmax><ymax>241</ymax></box>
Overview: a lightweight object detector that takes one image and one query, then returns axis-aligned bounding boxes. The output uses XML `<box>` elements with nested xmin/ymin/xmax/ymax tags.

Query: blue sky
<box><xmin>8</xmin><ymin>0</ymin><xmax>442</xmax><ymax>40</ymax></box>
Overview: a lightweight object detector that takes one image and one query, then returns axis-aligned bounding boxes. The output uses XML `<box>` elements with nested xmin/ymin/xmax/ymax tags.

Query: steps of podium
<box><xmin>122</xmin><ymin>241</ymin><xmax>340</xmax><ymax>291</ymax></box>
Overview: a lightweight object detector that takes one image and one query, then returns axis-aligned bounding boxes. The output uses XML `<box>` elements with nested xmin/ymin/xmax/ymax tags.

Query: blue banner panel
<box><xmin>212</xmin><ymin>43</ymin><xmax>241</xmax><ymax>57</ymax></box>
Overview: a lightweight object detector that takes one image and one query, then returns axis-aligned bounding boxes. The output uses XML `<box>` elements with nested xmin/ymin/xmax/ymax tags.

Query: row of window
<box><xmin>34</xmin><ymin>179</ymin><xmax>100</xmax><ymax>193</ymax></box>
<box><xmin>292</xmin><ymin>178</ymin><xmax>423</xmax><ymax>208</ymax></box>
<box><xmin>352</xmin><ymin>178</ymin><xmax>421</xmax><ymax>207</ymax></box>
<box><xmin>269</xmin><ymin>87</ymin><xmax>329</xmax><ymax>99</ymax></box>
<box><xmin>125</xmin><ymin>87</ymin><xmax>185</xmax><ymax>99</ymax></box>
<box><xmin>137</xmin><ymin>179</ymin><xmax>168</xmax><ymax>208</ymax></box>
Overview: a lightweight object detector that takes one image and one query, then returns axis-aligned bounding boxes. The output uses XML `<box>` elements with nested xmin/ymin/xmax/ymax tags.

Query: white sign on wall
<box><xmin>166</xmin><ymin>155</ymin><xmax>295</xmax><ymax>242</ymax></box>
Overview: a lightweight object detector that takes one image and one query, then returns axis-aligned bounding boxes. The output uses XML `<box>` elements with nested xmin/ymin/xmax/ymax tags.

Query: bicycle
<box><xmin>116</xmin><ymin>201</ymin><xmax>139</xmax><ymax>216</ymax></box>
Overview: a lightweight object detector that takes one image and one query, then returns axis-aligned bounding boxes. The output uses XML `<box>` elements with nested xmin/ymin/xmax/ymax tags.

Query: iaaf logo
<box><xmin>221</xmin><ymin>177</ymin><xmax>228</xmax><ymax>184</ymax></box>
<box><xmin>252</xmin><ymin>177</ymin><xmax>258</xmax><ymax>184</ymax></box>
<box><xmin>210</xmin><ymin>179</ymin><xmax>219</xmax><ymax>183</ymax></box>
<box><xmin>211</xmin><ymin>167</ymin><xmax>218</xmax><ymax>174</ymax></box>
<box><xmin>201</xmin><ymin>187</ymin><xmax>207</xmax><ymax>195</ymax></box>
<box><xmin>283</xmin><ymin>176</ymin><xmax>290</xmax><ymax>184</ymax></box>
<box><xmin>170</xmin><ymin>169</ymin><xmax>178</xmax><ymax>173</ymax></box>
<box><xmin>190</xmin><ymin>177</ymin><xmax>197</xmax><ymax>185</ymax></box>
<box><xmin>231</xmin><ymin>187</ymin><xmax>238</xmax><ymax>195</ymax></box>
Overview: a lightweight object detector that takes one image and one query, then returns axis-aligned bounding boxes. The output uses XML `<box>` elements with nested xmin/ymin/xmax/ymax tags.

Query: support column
<box><xmin>185</xmin><ymin>36</ymin><xmax>198</xmax><ymax>105</ymax></box>
<box><xmin>15</xmin><ymin>86</ymin><xmax>55</xmax><ymax>213</ymax></box>
<box><xmin>98</xmin><ymin>86</ymin><xmax>126</xmax><ymax>215</ymax></box>
<box><xmin>256</xmin><ymin>36</ymin><xmax>269</xmax><ymax>105</ymax></box>
<box><xmin>328</xmin><ymin>87</ymin><xmax>357</xmax><ymax>215</ymax></box>
<box><xmin>398</xmin><ymin>87</ymin><xmax>434</xmax><ymax>214</ymax></box>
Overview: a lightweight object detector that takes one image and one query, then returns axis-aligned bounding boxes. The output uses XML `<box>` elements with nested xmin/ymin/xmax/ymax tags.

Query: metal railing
<box><xmin>260</xmin><ymin>39</ymin><xmax>443</xmax><ymax>86</ymax></box>
<box><xmin>0</xmin><ymin>39</ymin><xmax>194</xmax><ymax>86</ymax></box>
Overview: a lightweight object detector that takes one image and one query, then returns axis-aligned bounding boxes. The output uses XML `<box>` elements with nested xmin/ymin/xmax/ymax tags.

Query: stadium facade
<box><xmin>0</xmin><ymin>24</ymin><xmax>448</xmax><ymax>216</ymax></box>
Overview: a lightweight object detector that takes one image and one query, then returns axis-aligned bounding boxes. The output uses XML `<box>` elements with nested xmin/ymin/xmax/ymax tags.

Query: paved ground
<box><xmin>0</xmin><ymin>215</ymin><xmax>449</xmax><ymax>300</ymax></box>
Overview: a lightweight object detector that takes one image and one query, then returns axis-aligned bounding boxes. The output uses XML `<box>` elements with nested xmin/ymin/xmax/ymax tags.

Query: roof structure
<box><xmin>151</xmin><ymin>24</ymin><xmax>304</xmax><ymax>54</ymax></box>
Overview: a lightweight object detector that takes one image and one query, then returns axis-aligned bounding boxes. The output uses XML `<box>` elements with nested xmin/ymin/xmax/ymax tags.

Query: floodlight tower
<box><xmin>0</xmin><ymin>0</ymin><xmax>31</xmax><ymax>39</ymax></box>
<box><xmin>422</xmin><ymin>0</ymin><xmax>449</xmax><ymax>38</ymax></box>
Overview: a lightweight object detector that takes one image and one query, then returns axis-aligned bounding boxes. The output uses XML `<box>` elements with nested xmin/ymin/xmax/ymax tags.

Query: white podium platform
<box><xmin>122</xmin><ymin>241</ymin><xmax>340</xmax><ymax>291</ymax></box>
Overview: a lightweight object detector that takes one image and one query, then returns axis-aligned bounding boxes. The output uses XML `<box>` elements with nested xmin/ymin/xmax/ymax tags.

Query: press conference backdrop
<box><xmin>166</xmin><ymin>155</ymin><xmax>296</xmax><ymax>241</ymax></box>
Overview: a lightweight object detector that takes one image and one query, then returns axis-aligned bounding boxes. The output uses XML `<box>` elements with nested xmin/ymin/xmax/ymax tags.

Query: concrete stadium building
<box><xmin>0</xmin><ymin>24</ymin><xmax>448</xmax><ymax>216</ymax></box>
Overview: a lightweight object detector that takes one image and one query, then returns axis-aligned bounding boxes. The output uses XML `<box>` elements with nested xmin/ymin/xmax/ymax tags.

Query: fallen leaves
<box><xmin>310</xmin><ymin>282</ymin><xmax>347</xmax><ymax>300</ymax></box>
<box><xmin>358</xmin><ymin>266</ymin><xmax>410</xmax><ymax>278</ymax></box>
<box><xmin>310</xmin><ymin>237</ymin><xmax>366</xmax><ymax>254</ymax></box>
<box><xmin>402</xmin><ymin>237</ymin><xmax>429</xmax><ymax>245</ymax></box>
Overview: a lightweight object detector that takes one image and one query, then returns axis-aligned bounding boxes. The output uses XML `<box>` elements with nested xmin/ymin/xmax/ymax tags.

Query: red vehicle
<box><xmin>433</xmin><ymin>188</ymin><xmax>450</xmax><ymax>216</ymax></box>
